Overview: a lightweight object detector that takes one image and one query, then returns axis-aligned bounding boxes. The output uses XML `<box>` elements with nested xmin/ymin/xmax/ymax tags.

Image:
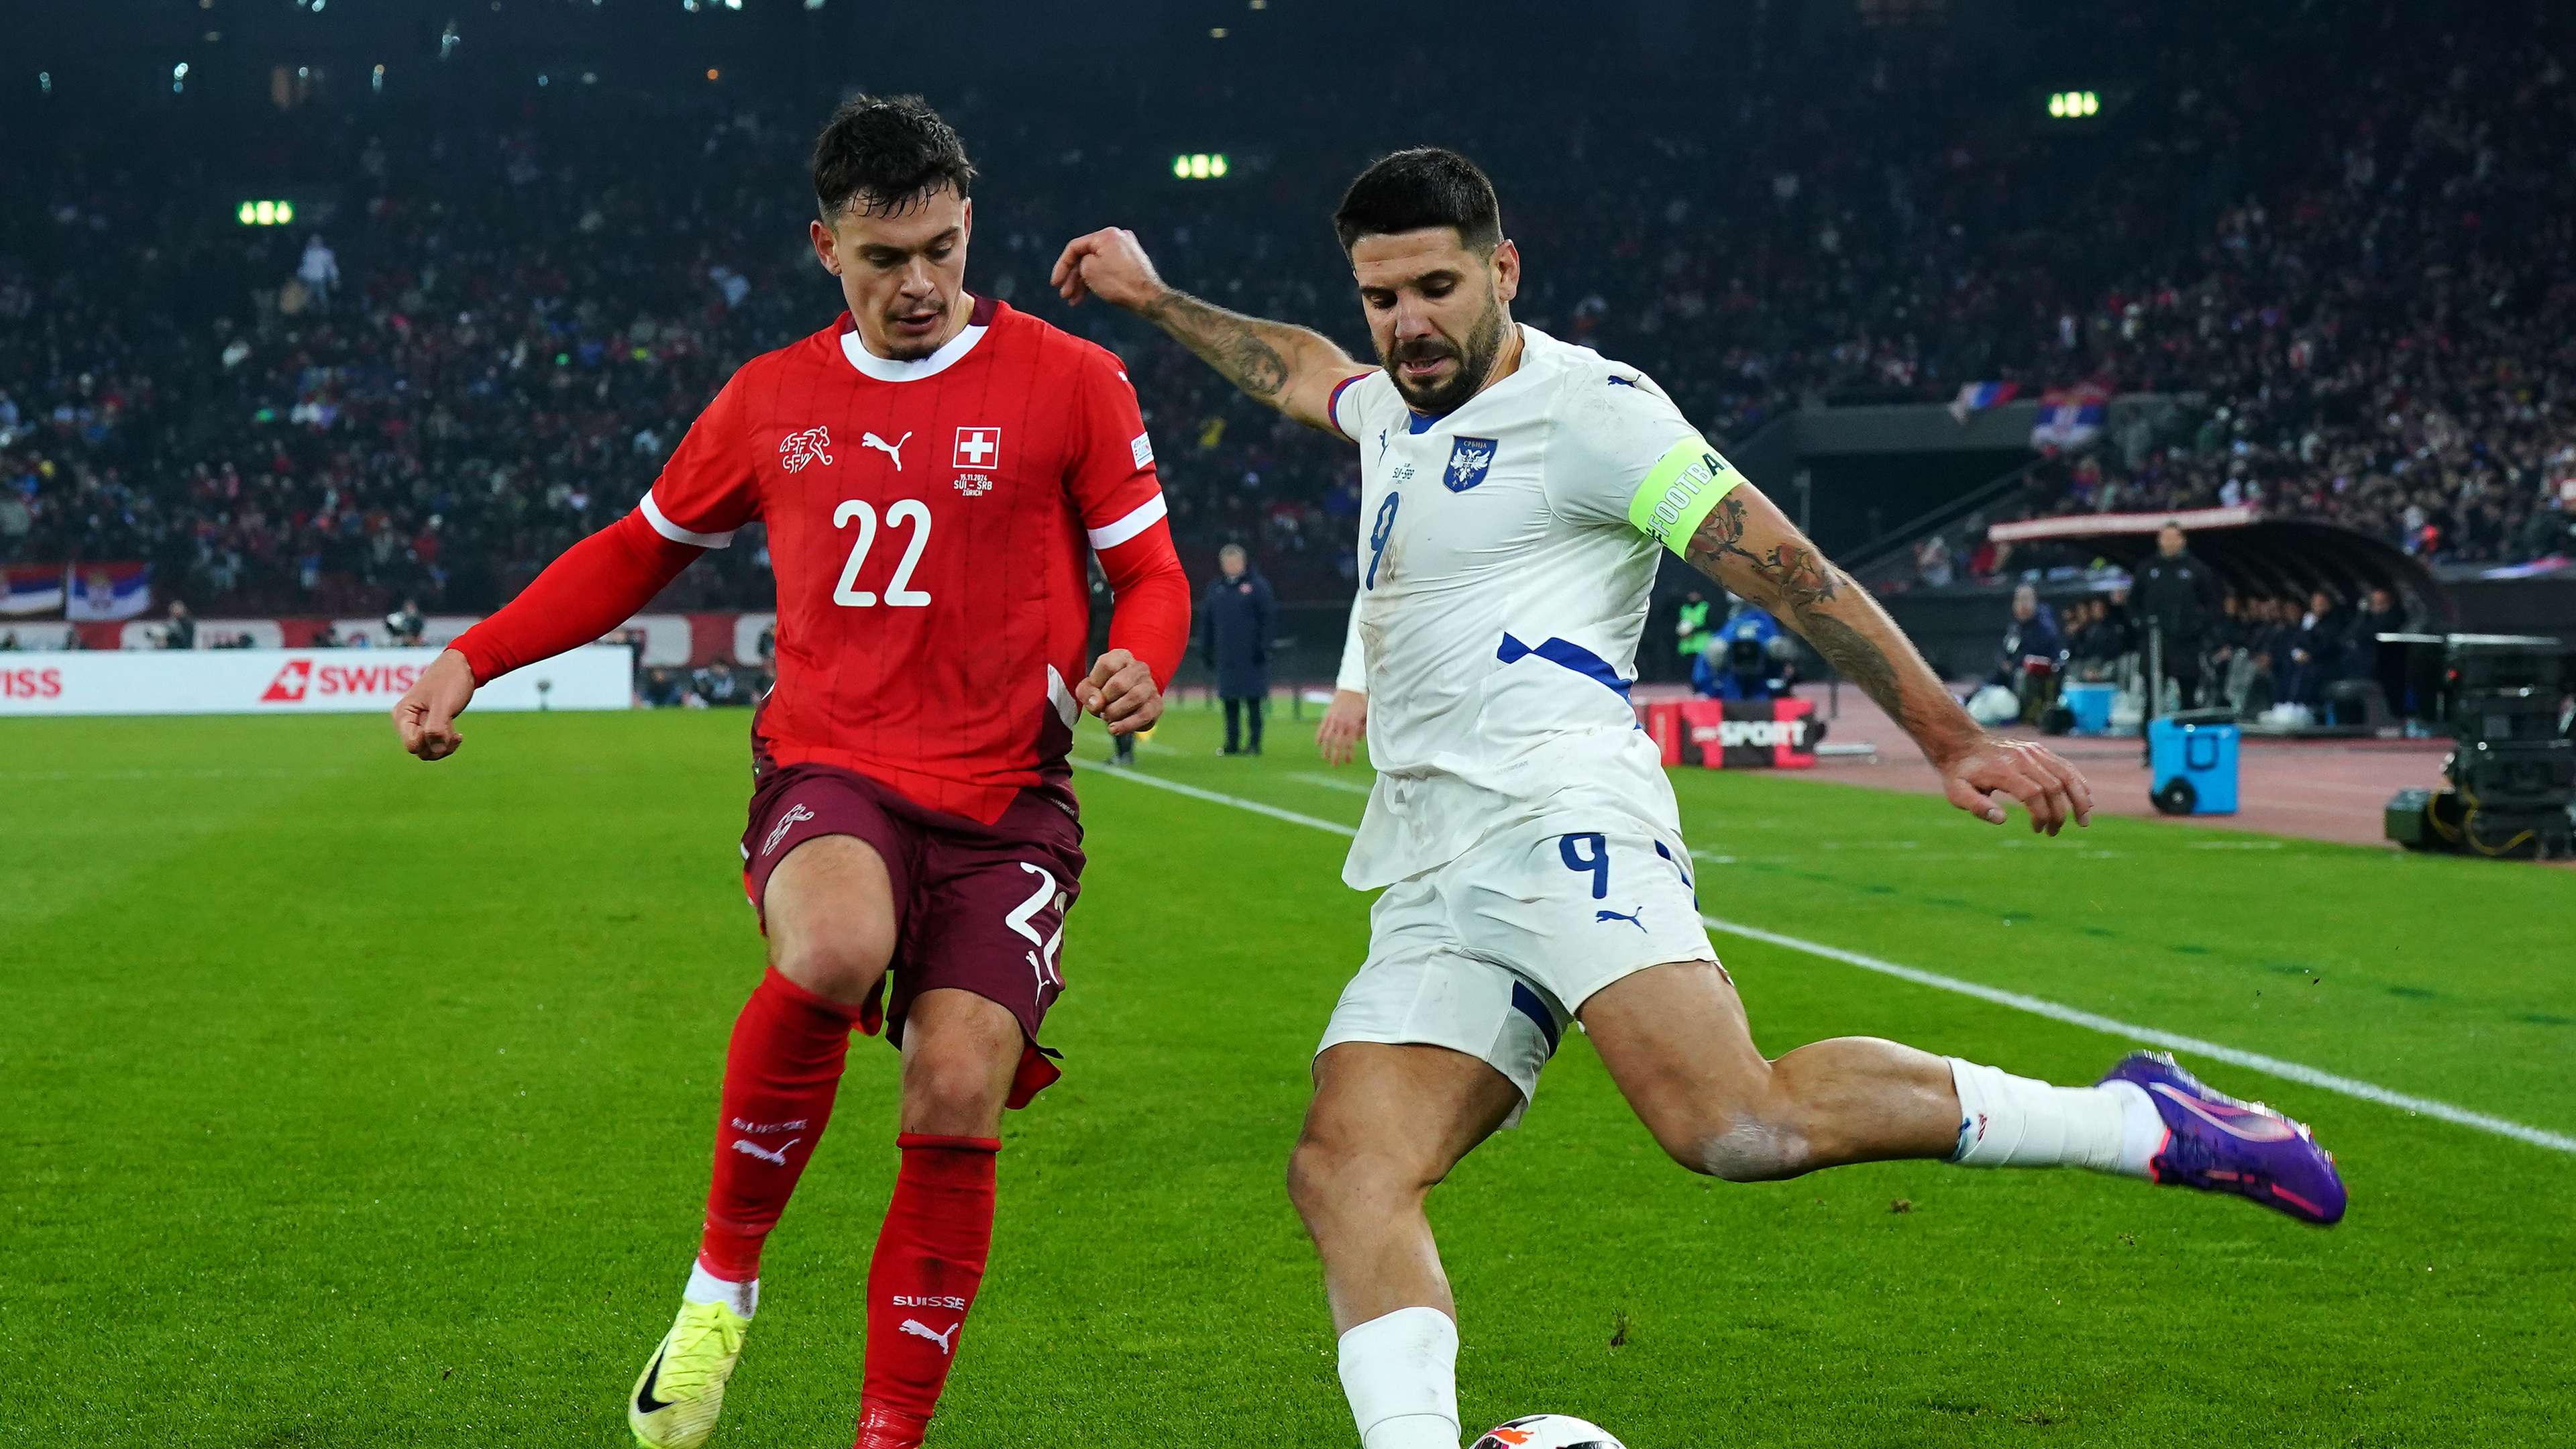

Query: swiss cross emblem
<box><xmin>260</xmin><ymin>659</ymin><xmax>313</xmax><ymax>703</ymax></box>
<box><xmin>953</xmin><ymin>427</ymin><xmax>1001</xmax><ymax>470</ymax></box>
<box><xmin>778</xmin><ymin>426</ymin><xmax>834</xmax><ymax>473</ymax></box>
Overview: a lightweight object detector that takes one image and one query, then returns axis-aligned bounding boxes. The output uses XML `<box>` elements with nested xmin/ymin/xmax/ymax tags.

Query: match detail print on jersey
<box><xmin>1626</xmin><ymin>435</ymin><xmax>1744</xmax><ymax>557</ymax></box>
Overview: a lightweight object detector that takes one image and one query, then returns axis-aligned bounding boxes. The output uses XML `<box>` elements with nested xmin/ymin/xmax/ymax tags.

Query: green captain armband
<box><xmin>1627</xmin><ymin>435</ymin><xmax>1745</xmax><ymax>556</ymax></box>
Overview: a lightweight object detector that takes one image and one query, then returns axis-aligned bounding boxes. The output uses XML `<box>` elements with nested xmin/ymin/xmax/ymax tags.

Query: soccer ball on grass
<box><xmin>1471</xmin><ymin>1414</ymin><xmax>1627</xmax><ymax>1448</ymax></box>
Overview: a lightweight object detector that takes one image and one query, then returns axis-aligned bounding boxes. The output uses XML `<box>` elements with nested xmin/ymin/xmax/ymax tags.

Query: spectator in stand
<box><xmin>1993</xmin><ymin>585</ymin><xmax>2063</xmax><ymax>686</ymax></box>
<box><xmin>386</xmin><ymin>598</ymin><xmax>426</xmax><ymax>647</ymax></box>
<box><xmin>1200</xmin><ymin>543</ymin><xmax>1277</xmax><ymax>757</ymax></box>
<box><xmin>2283</xmin><ymin>590</ymin><xmax>2346</xmax><ymax>710</ymax></box>
<box><xmin>296</xmin><ymin>235</ymin><xmax>339</xmax><ymax>313</ymax></box>
<box><xmin>2133</xmin><ymin>523</ymin><xmax>2222</xmax><ymax>708</ymax></box>
<box><xmin>692</xmin><ymin>657</ymin><xmax>747</xmax><ymax>707</ymax></box>
<box><xmin>159</xmin><ymin>600</ymin><xmax>195</xmax><ymax>651</ymax></box>
<box><xmin>311</xmin><ymin>621</ymin><xmax>341</xmax><ymax>648</ymax></box>
<box><xmin>639</xmin><ymin>665</ymin><xmax>685</xmax><ymax>709</ymax></box>
<box><xmin>2347</xmin><ymin>586</ymin><xmax>2416</xmax><ymax>718</ymax></box>
<box><xmin>2065</xmin><ymin>600</ymin><xmax>2127</xmax><ymax>682</ymax></box>
<box><xmin>1913</xmin><ymin>532</ymin><xmax>1954</xmax><ymax>588</ymax></box>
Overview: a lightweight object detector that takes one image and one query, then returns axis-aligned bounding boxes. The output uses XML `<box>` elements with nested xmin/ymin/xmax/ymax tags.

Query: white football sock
<box><xmin>684</xmin><ymin>1260</ymin><xmax>759</xmax><ymax>1318</ymax></box>
<box><xmin>1945</xmin><ymin>1059</ymin><xmax>2157</xmax><ymax>1177</ymax></box>
<box><xmin>1337</xmin><ymin>1306</ymin><xmax>1460</xmax><ymax>1449</ymax></box>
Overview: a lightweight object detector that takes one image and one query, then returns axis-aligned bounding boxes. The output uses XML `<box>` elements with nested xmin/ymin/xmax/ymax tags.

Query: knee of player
<box><xmin>900</xmin><ymin>1038</ymin><xmax>1012</xmax><ymax>1130</ymax></box>
<box><xmin>766</xmin><ymin>931</ymin><xmax>891</xmax><ymax>1006</ymax></box>
<box><xmin>1286</xmin><ymin>1129</ymin><xmax>1434</xmax><ymax>1217</ymax></box>
<box><xmin>1641</xmin><ymin>1095</ymin><xmax>1813</xmax><ymax>1183</ymax></box>
<box><xmin>1684</xmin><ymin>1115</ymin><xmax>1816</xmax><ymax>1182</ymax></box>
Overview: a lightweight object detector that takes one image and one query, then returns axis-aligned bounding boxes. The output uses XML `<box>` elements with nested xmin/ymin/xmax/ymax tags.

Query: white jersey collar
<box><xmin>839</xmin><ymin>302</ymin><xmax>989</xmax><ymax>382</ymax></box>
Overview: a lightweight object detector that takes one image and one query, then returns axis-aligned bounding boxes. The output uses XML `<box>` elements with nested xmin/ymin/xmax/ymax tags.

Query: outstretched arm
<box><xmin>392</xmin><ymin>510</ymin><xmax>700</xmax><ymax>760</ymax></box>
<box><xmin>1053</xmin><ymin>227</ymin><xmax>1366</xmax><ymax>435</ymax></box>
<box><xmin>1680</xmin><ymin>483</ymin><xmax>2093</xmax><ymax>833</ymax></box>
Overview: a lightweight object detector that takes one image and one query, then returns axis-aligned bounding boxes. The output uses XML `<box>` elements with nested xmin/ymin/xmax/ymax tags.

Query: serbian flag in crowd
<box><xmin>2029</xmin><ymin>384</ymin><xmax>2109</xmax><ymax>450</ymax></box>
<box><xmin>1</xmin><ymin>562</ymin><xmax>66</xmax><ymax>616</ymax></box>
<box><xmin>64</xmin><ymin>561</ymin><xmax>152</xmax><ymax>621</ymax></box>
<box><xmin>1947</xmin><ymin>380</ymin><xmax>2019</xmax><ymax>424</ymax></box>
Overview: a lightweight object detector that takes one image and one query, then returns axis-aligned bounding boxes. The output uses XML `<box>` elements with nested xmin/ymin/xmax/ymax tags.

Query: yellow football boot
<box><xmin>628</xmin><ymin>1299</ymin><xmax>751</xmax><ymax>1449</ymax></box>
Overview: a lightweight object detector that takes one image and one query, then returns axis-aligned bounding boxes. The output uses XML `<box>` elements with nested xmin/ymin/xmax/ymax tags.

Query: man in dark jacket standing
<box><xmin>2133</xmin><ymin>522</ymin><xmax>2224</xmax><ymax>710</ymax></box>
<box><xmin>1201</xmin><ymin>543</ymin><xmax>1277</xmax><ymax>755</ymax></box>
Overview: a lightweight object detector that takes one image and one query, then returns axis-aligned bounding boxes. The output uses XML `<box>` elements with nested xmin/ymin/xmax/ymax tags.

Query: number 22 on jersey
<box><xmin>832</xmin><ymin>498</ymin><xmax>933</xmax><ymax>608</ymax></box>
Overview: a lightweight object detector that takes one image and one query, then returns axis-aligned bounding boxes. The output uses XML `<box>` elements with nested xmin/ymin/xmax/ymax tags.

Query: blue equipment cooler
<box><xmin>2062</xmin><ymin>682</ymin><xmax>2116</xmax><ymax>736</ymax></box>
<box><xmin>2149</xmin><ymin>716</ymin><xmax>2239</xmax><ymax>814</ymax></box>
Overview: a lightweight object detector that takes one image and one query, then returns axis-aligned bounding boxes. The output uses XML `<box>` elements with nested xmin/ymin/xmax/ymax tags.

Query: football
<box><xmin>1471</xmin><ymin>1414</ymin><xmax>1628</xmax><ymax>1449</ymax></box>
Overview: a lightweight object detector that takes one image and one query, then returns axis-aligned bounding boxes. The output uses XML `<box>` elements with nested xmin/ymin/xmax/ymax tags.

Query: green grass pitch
<box><xmin>5</xmin><ymin>703</ymin><xmax>2573</xmax><ymax>1446</ymax></box>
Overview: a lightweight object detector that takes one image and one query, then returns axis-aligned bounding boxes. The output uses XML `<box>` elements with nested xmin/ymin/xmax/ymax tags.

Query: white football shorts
<box><xmin>1316</xmin><ymin>810</ymin><xmax>1719</xmax><ymax>1126</ymax></box>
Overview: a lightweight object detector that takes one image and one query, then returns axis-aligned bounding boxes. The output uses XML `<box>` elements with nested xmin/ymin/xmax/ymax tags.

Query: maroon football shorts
<box><xmin>741</xmin><ymin>762</ymin><xmax>1085</xmax><ymax>1108</ymax></box>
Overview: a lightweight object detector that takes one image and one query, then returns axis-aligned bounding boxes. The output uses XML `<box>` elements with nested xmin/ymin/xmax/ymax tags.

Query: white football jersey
<box><xmin>1328</xmin><ymin>323</ymin><xmax>1747</xmax><ymax>888</ymax></box>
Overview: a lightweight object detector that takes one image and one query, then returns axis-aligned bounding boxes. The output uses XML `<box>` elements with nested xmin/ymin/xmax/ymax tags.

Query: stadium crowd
<box><xmin>2</xmin><ymin>1</ymin><xmax>2569</xmax><ymax>629</ymax></box>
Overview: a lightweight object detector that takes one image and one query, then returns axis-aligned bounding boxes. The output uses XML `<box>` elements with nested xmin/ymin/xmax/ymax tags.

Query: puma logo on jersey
<box><xmin>863</xmin><ymin>430</ymin><xmax>914</xmax><ymax>471</ymax></box>
<box><xmin>1595</xmin><ymin>905</ymin><xmax>1648</xmax><ymax>932</ymax></box>
<box><xmin>730</xmin><ymin>1137</ymin><xmax>798</xmax><ymax>1166</ymax></box>
<box><xmin>900</xmin><ymin>1319</ymin><xmax>959</xmax><ymax>1355</ymax></box>
<box><xmin>779</xmin><ymin>426</ymin><xmax>835</xmax><ymax>472</ymax></box>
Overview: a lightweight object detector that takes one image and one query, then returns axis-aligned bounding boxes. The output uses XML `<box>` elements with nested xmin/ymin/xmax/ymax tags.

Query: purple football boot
<box><xmin>2099</xmin><ymin>1052</ymin><xmax>2347</xmax><ymax>1225</ymax></box>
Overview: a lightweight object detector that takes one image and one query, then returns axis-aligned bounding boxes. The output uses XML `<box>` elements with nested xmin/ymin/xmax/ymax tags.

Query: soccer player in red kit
<box><xmin>388</xmin><ymin>96</ymin><xmax>1189</xmax><ymax>1449</ymax></box>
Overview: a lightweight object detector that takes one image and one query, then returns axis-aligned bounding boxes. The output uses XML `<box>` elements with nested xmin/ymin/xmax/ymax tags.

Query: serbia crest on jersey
<box><xmin>639</xmin><ymin>296</ymin><xmax>1173</xmax><ymax>824</ymax></box>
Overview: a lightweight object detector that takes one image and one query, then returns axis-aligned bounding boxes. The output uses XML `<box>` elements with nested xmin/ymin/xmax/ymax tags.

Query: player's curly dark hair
<box><xmin>811</xmin><ymin>94</ymin><xmax>976</xmax><ymax>221</ymax></box>
<box><xmin>1332</xmin><ymin>147</ymin><xmax>1502</xmax><ymax>254</ymax></box>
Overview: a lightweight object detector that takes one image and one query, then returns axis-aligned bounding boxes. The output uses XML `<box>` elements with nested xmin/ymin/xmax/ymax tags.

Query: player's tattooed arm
<box><xmin>1680</xmin><ymin>486</ymin><xmax>1974</xmax><ymax>764</ymax></box>
<box><xmin>1138</xmin><ymin>290</ymin><xmax>1352</xmax><ymax>421</ymax></box>
<box><xmin>1678</xmin><ymin>482</ymin><xmax>2096</xmax><ymax>832</ymax></box>
<box><xmin>1053</xmin><ymin>225</ymin><xmax>1362</xmax><ymax>433</ymax></box>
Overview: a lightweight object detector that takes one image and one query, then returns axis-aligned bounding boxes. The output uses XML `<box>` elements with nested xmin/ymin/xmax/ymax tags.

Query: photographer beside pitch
<box><xmin>1059</xmin><ymin>149</ymin><xmax>2345</xmax><ymax>1449</ymax></box>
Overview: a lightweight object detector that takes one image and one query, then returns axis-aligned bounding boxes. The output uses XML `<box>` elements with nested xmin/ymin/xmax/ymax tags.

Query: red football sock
<box><xmin>855</xmin><ymin>1134</ymin><xmax>1000</xmax><ymax>1449</ymax></box>
<box><xmin>695</xmin><ymin>967</ymin><xmax>863</xmax><ymax>1284</ymax></box>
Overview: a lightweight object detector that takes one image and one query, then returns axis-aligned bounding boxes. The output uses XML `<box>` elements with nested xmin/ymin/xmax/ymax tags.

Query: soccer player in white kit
<box><xmin>1055</xmin><ymin>149</ymin><xmax>2344</xmax><ymax>1447</ymax></box>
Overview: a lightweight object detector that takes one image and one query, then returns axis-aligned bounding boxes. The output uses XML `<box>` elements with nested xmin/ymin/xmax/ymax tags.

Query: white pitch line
<box><xmin>1078</xmin><ymin>761</ymin><xmax>2576</xmax><ymax>1157</ymax></box>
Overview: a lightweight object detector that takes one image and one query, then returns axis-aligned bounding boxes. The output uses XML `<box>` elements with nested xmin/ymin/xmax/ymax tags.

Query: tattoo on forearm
<box><xmin>1142</xmin><ymin>290</ymin><xmax>1291</xmax><ymax>401</ymax></box>
<box><xmin>1792</xmin><ymin>600</ymin><xmax>1917</xmax><ymax>733</ymax></box>
<box><xmin>1682</xmin><ymin>499</ymin><xmax>1917</xmax><ymax>733</ymax></box>
<box><xmin>1684</xmin><ymin>496</ymin><xmax>1840</xmax><ymax>610</ymax></box>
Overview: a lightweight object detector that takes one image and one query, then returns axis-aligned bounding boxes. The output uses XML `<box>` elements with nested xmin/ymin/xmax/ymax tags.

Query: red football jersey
<box><xmin>644</xmin><ymin>296</ymin><xmax>1176</xmax><ymax>823</ymax></box>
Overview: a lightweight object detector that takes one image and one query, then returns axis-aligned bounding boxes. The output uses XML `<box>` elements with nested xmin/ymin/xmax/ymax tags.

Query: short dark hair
<box><xmin>811</xmin><ymin>94</ymin><xmax>975</xmax><ymax>221</ymax></box>
<box><xmin>1332</xmin><ymin>147</ymin><xmax>1502</xmax><ymax>254</ymax></box>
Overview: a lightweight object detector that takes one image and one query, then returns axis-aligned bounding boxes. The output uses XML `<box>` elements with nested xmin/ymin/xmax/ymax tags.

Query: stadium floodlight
<box><xmin>2047</xmin><ymin>89</ymin><xmax>2100</xmax><ymax>119</ymax></box>
<box><xmin>39</xmin><ymin>70</ymin><xmax>51</xmax><ymax>95</ymax></box>
<box><xmin>1173</xmin><ymin>152</ymin><xmax>1230</xmax><ymax>180</ymax></box>
<box><xmin>372</xmin><ymin>62</ymin><xmax>384</xmax><ymax>91</ymax></box>
<box><xmin>254</xmin><ymin>200</ymin><xmax>276</xmax><ymax>223</ymax></box>
<box><xmin>174</xmin><ymin>62</ymin><xmax>189</xmax><ymax>79</ymax></box>
<box><xmin>237</xmin><ymin>201</ymin><xmax>256</xmax><ymax>225</ymax></box>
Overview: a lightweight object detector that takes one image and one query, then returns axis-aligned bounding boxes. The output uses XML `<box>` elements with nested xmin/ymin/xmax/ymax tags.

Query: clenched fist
<box><xmin>1051</xmin><ymin>227</ymin><xmax>1169</xmax><ymax>313</ymax></box>
<box><xmin>1076</xmin><ymin>647</ymin><xmax>1163</xmax><ymax>736</ymax></box>
<box><xmin>392</xmin><ymin>648</ymin><xmax>478</xmax><ymax>761</ymax></box>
